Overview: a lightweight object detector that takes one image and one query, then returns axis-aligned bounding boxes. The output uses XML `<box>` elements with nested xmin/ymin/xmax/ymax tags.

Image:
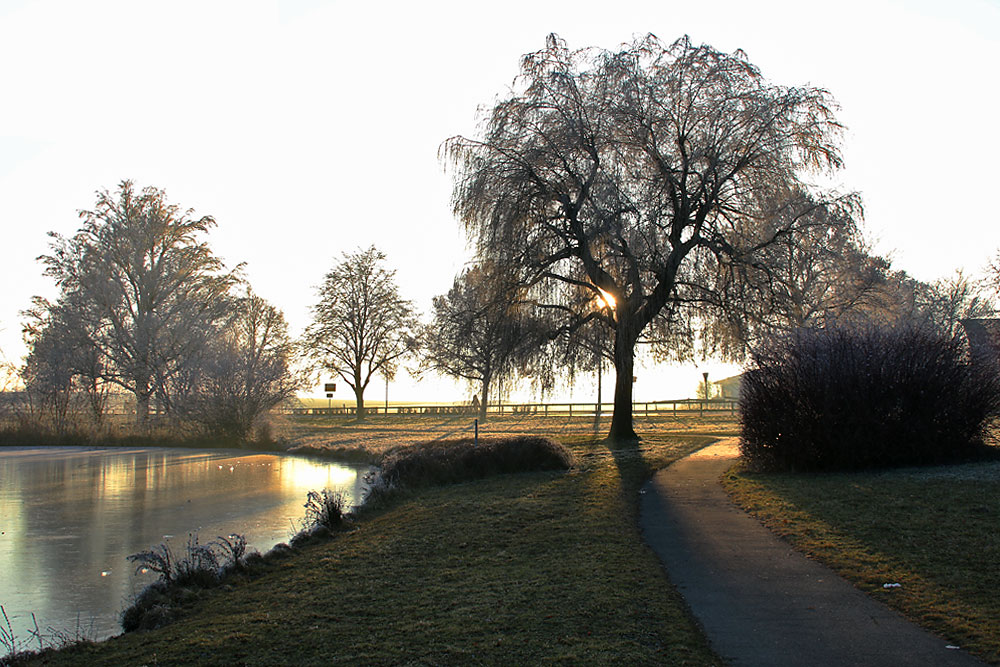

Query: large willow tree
<box><xmin>443</xmin><ymin>34</ymin><xmax>859</xmax><ymax>441</ymax></box>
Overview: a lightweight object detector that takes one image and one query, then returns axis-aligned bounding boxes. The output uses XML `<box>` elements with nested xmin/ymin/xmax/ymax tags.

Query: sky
<box><xmin>1</xmin><ymin>0</ymin><xmax>998</xmax><ymax>403</ymax></box>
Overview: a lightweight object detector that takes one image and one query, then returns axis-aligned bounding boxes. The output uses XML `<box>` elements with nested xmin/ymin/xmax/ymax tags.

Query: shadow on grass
<box><xmin>604</xmin><ymin>434</ymin><xmax>654</xmax><ymax>488</ymax></box>
<box><xmin>599</xmin><ymin>414</ymin><xmax>741</xmax><ymax>505</ymax></box>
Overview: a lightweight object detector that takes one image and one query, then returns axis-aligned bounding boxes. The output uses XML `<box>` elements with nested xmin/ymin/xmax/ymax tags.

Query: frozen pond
<box><xmin>0</xmin><ymin>446</ymin><xmax>371</xmax><ymax>644</ymax></box>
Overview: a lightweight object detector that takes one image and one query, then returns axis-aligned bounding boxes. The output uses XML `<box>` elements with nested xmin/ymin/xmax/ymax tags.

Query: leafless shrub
<box><xmin>301</xmin><ymin>489</ymin><xmax>346</xmax><ymax>532</ymax></box>
<box><xmin>741</xmin><ymin>322</ymin><xmax>1000</xmax><ymax>471</ymax></box>
<box><xmin>213</xmin><ymin>534</ymin><xmax>249</xmax><ymax>567</ymax></box>
<box><xmin>126</xmin><ymin>532</ymin><xmax>252</xmax><ymax>589</ymax></box>
<box><xmin>122</xmin><ymin>532</ymin><xmax>253</xmax><ymax>633</ymax></box>
<box><xmin>360</xmin><ymin>468</ymin><xmax>397</xmax><ymax>509</ymax></box>
<box><xmin>126</xmin><ymin>543</ymin><xmax>176</xmax><ymax>585</ymax></box>
<box><xmin>173</xmin><ymin>534</ymin><xmax>219</xmax><ymax>587</ymax></box>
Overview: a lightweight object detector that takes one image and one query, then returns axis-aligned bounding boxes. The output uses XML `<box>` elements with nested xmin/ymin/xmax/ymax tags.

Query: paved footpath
<box><xmin>640</xmin><ymin>438</ymin><xmax>986</xmax><ymax>667</ymax></box>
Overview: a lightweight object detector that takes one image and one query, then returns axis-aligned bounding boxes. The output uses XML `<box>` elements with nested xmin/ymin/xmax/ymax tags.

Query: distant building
<box><xmin>713</xmin><ymin>374</ymin><xmax>744</xmax><ymax>400</ymax></box>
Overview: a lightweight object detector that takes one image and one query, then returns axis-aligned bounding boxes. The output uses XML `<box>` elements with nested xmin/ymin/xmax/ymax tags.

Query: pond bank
<box><xmin>11</xmin><ymin>415</ymin><xmax>737</xmax><ymax>665</ymax></box>
<box><xmin>0</xmin><ymin>446</ymin><xmax>371</xmax><ymax>649</ymax></box>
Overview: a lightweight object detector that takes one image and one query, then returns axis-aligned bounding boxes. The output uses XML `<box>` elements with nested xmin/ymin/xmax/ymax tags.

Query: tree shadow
<box><xmin>589</xmin><ymin>411</ymin><xmax>655</xmax><ymax>488</ymax></box>
<box><xmin>590</xmin><ymin>412</ymin><xmax>604</xmax><ymax>438</ymax></box>
<box><xmin>603</xmin><ymin>432</ymin><xmax>654</xmax><ymax>487</ymax></box>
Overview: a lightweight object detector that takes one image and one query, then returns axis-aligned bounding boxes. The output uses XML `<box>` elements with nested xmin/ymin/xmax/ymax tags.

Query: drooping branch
<box><xmin>444</xmin><ymin>33</ymin><xmax>860</xmax><ymax>439</ymax></box>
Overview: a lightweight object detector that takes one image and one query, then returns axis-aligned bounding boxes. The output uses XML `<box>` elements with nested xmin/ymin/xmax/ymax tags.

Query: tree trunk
<box><xmin>134</xmin><ymin>372</ymin><xmax>151</xmax><ymax>428</ymax></box>
<box><xmin>354</xmin><ymin>386</ymin><xmax>365</xmax><ymax>420</ymax></box>
<box><xmin>479</xmin><ymin>375</ymin><xmax>490</xmax><ymax>422</ymax></box>
<box><xmin>607</xmin><ymin>319</ymin><xmax>638</xmax><ymax>442</ymax></box>
<box><xmin>87</xmin><ymin>379</ymin><xmax>107</xmax><ymax>429</ymax></box>
<box><xmin>135</xmin><ymin>391</ymin><xmax>150</xmax><ymax>428</ymax></box>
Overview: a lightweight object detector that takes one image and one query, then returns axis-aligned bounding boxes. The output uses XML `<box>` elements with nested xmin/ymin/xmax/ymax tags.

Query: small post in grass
<box><xmin>474</xmin><ymin>418</ymin><xmax>479</xmax><ymax>446</ymax></box>
<box><xmin>324</xmin><ymin>382</ymin><xmax>336</xmax><ymax>413</ymax></box>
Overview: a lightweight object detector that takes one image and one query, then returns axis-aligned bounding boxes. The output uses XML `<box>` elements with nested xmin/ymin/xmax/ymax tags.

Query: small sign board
<box><xmin>324</xmin><ymin>383</ymin><xmax>336</xmax><ymax>393</ymax></box>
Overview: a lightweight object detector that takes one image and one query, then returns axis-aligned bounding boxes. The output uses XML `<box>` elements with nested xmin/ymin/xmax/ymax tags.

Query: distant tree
<box><xmin>303</xmin><ymin>247</ymin><xmax>417</xmax><ymax>419</ymax></box>
<box><xmin>179</xmin><ymin>288</ymin><xmax>299</xmax><ymax>441</ymax></box>
<box><xmin>26</xmin><ymin>295</ymin><xmax>111</xmax><ymax>426</ymax></box>
<box><xmin>18</xmin><ymin>294</ymin><xmax>110</xmax><ymax>431</ymax></box>
<box><xmin>989</xmin><ymin>251</ymin><xmax>1000</xmax><ymax>296</ymax></box>
<box><xmin>707</xmin><ymin>200</ymin><xmax>896</xmax><ymax>347</ymax></box>
<box><xmin>20</xmin><ymin>301</ymin><xmax>76</xmax><ymax>432</ymax></box>
<box><xmin>914</xmin><ymin>270</ymin><xmax>995</xmax><ymax>337</ymax></box>
<box><xmin>0</xmin><ymin>343</ymin><xmax>16</xmax><ymax>425</ymax></box>
<box><xmin>422</xmin><ymin>262</ymin><xmax>540</xmax><ymax>420</ymax></box>
<box><xmin>38</xmin><ymin>181</ymin><xmax>240</xmax><ymax>426</ymax></box>
<box><xmin>694</xmin><ymin>378</ymin><xmax>719</xmax><ymax>401</ymax></box>
<box><xmin>839</xmin><ymin>266</ymin><xmax>924</xmax><ymax>326</ymax></box>
<box><xmin>443</xmin><ymin>34</ymin><xmax>858</xmax><ymax>440</ymax></box>
<box><xmin>764</xmin><ymin>227</ymin><xmax>883</xmax><ymax>329</ymax></box>
<box><xmin>848</xmin><ymin>267</ymin><xmax>996</xmax><ymax>336</ymax></box>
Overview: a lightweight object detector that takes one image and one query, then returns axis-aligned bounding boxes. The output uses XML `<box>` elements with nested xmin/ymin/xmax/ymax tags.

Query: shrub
<box><xmin>126</xmin><ymin>534</ymin><xmax>222</xmax><ymax>589</ymax></box>
<box><xmin>740</xmin><ymin>323</ymin><xmax>1000</xmax><ymax>471</ymax></box>
<box><xmin>301</xmin><ymin>489</ymin><xmax>346</xmax><ymax>532</ymax></box>
<box><xmin>214</xmin><ymin>534</ymin><xmax>250</xmax><ymax>571</ymax></box>
<box><xmin>122</xmin><ymin>533</ymin><xmax>257</xmax><ymax>632</ymax></box>
<box><xmin>119</xmin><ymin>583</ymin><xmax>173</xmax><ymax>633</ymax></box>
<box><xmin>372</xmin><ymin>436</ymin><xmax>573</xmax><ymax>493</ymax></box>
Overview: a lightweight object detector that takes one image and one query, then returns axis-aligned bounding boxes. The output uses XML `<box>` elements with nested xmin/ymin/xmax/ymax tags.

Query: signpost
<box><xmin>702</xmin><ymin>372</ymin><xmax>709</xmax><ymax>415</ymax></box>
<box><xmin>324</xmin><ymin>383</ymin><xmax>336</xmax><ymax>411</ymax></box>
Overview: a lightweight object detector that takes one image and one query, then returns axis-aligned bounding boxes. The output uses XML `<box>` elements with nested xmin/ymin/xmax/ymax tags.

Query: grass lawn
<box><xmin>25</xmin><ymin>414</ymin><xmax>737</xmax><ymax>666</ymax></box>
<box><xmin>724</xmin><ymin>460</ymin><xmax>1000</xmax><ymax>664</ymax></box>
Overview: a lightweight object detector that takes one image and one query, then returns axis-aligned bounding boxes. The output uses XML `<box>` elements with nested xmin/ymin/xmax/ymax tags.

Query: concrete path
<box><xmin>640</xmin><ymin>438</ymin><xmax>986</xmax><ymax>666</ymax></box>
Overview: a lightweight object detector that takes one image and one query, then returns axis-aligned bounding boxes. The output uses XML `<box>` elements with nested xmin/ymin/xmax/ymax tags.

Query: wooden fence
<box><xmin>280</xmin><ymin>398</ymin><xmax>738</xmax><ymax>418</ymax></box>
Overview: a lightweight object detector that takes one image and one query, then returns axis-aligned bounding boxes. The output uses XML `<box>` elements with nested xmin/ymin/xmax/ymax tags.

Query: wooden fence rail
<box><xmin>280</xmin><ymin>398</ymin><xmax>738</xmax><ymax>418</ymax></box>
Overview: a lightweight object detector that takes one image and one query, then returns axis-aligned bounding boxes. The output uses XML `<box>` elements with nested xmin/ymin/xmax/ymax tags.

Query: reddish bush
<box><xmin>740</xmin><ymin>323</ymin><xmax>1000</xmax><ymax>471</ymax></box>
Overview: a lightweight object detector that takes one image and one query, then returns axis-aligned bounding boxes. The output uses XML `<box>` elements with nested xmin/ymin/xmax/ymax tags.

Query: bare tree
<box><xmin>20</xmin><ymin>301</ymin><xmax>76</xmax><ymax>432</ymax></box>
<box><xmin>422</xmin><ymin>262</ymin><xmax>540</xmax><ymax>420</ymax></box>
<box><xmin>989</xmin><ymin>251</ymin><xmax>1000</xmax><ymax>297</ymax></box>
<box><xmin>22</xmin><ymin>296</ymin><xmax>111</xmax><ymax>429</ymax></box>
<box><xmin>707</xmin><ymin>199</ymin><xmax>898</xmax><ymax>343</ymax></box>
<box><xmin>915</xmin><ymin>270</ymin><xmax>995</xmax><ymax>337</ymax></box>
<box><xmin>179</xmin><ymin>288</ymin><xmax>299</xmax><ymax>441</ymax></box>
<box><xmin>39</xmin><ymin>181</ymin><xmax>240</xmax><ymax>426</ymax></box>
<box><xmin>303</xmin><ymin>247</ymin><xmax>416</xmax><ymax>419</ymax></box>
<box><xmin>0</xmin><ymin>338</ymin><xmax>17</xmax><ymax>426</ymax></box>
<box><xmin>443</xmin><ymin>34</ymin><xmax>858</xmax><ymax>440</ymax></box>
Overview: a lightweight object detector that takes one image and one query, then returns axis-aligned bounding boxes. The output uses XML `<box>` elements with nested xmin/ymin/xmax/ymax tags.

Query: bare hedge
<box><xmin>740</xmin><ymin>323</ymin><xmax>1000</xmax><ymax>471</ymax></box>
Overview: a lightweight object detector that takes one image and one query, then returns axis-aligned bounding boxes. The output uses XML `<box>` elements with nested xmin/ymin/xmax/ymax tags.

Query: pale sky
<box><xmin>1</xmin><ymin>0</ymin><xmax>998</xmax><ymax>403</ymax></box>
